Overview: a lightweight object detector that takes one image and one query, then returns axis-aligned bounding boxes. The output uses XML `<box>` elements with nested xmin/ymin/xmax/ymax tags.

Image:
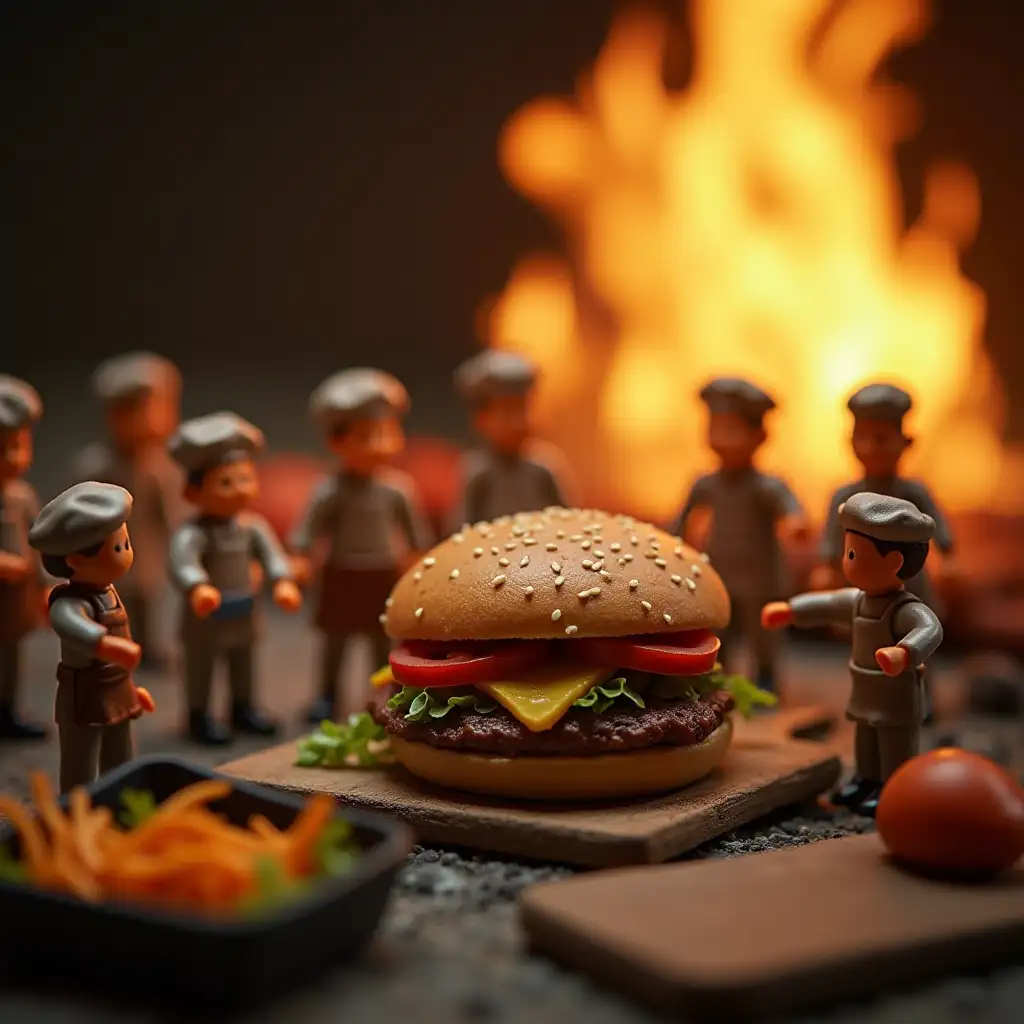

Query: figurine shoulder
<box><xmin>72</xmin><ymin>442</ymin><xmax>114</xmax><ymax>481</ymax></box>
<box><xmin>686</xmin><ymin>472</ymin><xmax>719</xmax><ymax>500</ymax></box>
<box><xmin>522</xmin><ymin>438</ymin><xmax>569</xmax><ymax>478</ymax></box>
<box><xmin>375</xmin><ymin>466</ymin><xmax>419</xmax><ymax>499</ymax></box>
<box><xmin>4</xmin><ymin>477</ymin><xmax>39</xmax><ymax>512</ymax></box>
<box><xmin>236</xmin><ymin>509</ymin><xmax>275</xmax><ymax>534</ymax></box>
<box><xmin>460</xmin><ymin>448</ymin><xmax>493</xmax><ymax>482</ymax></box>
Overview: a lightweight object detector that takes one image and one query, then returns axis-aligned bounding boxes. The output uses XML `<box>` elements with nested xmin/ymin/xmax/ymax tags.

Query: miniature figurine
<box><xmin>672</xmin><ymin>378</ymin><xmax>808</xmax><ymax>693</ymax></box>
<box><xmin>0</xmin><ymin>376</ymin><xmax>48</xmax><ymax>740</ymax></box>
<box><xmin>71</xmin><ymin>352</ymin><xmax>183</xmax><ymax>666</ymax></box>
<box><xmin>168</xmin><ymin>412</ymin><xmax>301</xmax><ymax>745</ymax></box>
<box><xmin>762</xmin><ymin>492</ymin><xmax>943</xmax><ymax>816</ymax></box>
<box><xmin>452</xmin><ymin>350</ymin><xmax>571</xmax><ymax>527</ymax></box>
<box><xmin>28</xmin><ymin>482</ymin><xmax>149</xmax><ymax>792</ymax></box>
<box><xmin>290</xmin><ymin>369</ymin><xmax>431</xmax><ymax>723</ymax></box>
<box><xmin>812</xmin><ymin>383</ymin><xmax>955</xmax><ymax>607</ymax></box>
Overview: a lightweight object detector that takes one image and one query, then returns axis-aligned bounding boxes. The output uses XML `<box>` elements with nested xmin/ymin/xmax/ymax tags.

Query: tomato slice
<box><xmin>388</xmin><ymin>640</ymin><xmax>552</xmax><ymax>688</ymax></box>
<box><xmin>573</xmin><ymin>631</ymin><xmax>720</xmax><ymax>676</ymax></box>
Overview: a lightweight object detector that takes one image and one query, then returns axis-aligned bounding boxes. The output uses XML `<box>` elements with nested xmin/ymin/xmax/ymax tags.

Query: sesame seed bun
<box><xmin>387</xmin><ymin>717</ymin><xmax>733</xmax><ymax>800</ymax></box>
<box><xmin>383</xmin><ymin>507</ymin><xmax>730</xmax><ymax>641</ymax></box>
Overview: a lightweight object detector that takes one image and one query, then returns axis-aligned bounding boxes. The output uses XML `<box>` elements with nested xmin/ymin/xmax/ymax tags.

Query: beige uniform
<box><xmin>790</xmin><ymin>586</ymin><xmax>943</xmax><ymax>782</ymax></box>
<box><xmin>674</xmin><ymin>469</ymin><xmax>802</xmax><ymax>679</ymax></box>
<box><xmin>170</xmin><ymin>511</ymin><xmax>291</xmax><ymax>713</ymax></box>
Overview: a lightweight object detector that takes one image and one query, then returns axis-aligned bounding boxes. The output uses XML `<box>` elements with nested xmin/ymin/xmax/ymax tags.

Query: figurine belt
<box><xmin>208</xmin><ymin>591</ymin><xmax>255</xmax><ymax>621</ymax></box>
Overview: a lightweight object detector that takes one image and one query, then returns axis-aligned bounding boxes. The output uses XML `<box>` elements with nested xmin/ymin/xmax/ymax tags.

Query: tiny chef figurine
<box><xmin>0</xmin><ymin>376</ymin><xmax>48</xmax><ymax>740</ymax></box>
<box><xmin>72</xmin><ymin>352</ymin><xmax>184</xmax><ymax>666</ymax></box>
<box><xmin>290</xmin><ymin>369</ymin><xmax>431</xmax><ymax>723</ymax></box>
<box><xmin>28</xmin><ymin>482</ymin><xmax>155</xmax><ymax>792</ymax></box>
<box><xmin>453</xmin><ymin>350</ymin><xmax>571</xmax><ymax>527</ymax></box>
<box><xmin>168</xmin><ymin>412</ymin><xmax>301</xmax><ymax>745</ymax></box>
<box><xmin>812</xmin><ymin>383</ymin><xmax>955</xmax><ymax>607</ymax></box>
<box><xmin>762</xmin><ymin>492</ymin><xmax>943</xmax><ymax>816</ymax></box>
<box><xmin>671</xmin><ymin>377</ymin><xmax>808</xmax><ymax>694</ymax></box>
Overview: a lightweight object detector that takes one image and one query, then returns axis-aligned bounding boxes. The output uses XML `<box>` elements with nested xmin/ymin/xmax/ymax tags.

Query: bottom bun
<box><xmin>388</xmin><ymin>716</ymin><xmax>733</xmax><ymax>801</ymax></box>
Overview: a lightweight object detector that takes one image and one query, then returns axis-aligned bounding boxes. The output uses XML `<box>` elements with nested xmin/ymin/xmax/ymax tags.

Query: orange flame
<box><xmin>484</xmin><ymin>0</ymin><xmax>1015</xmax><ymax>522</ymax></box>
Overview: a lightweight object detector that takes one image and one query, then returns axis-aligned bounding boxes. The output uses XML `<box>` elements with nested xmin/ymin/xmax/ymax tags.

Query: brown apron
<box><xmin>846</xmin><ymin>590</ymin><xmax>924</xmax><ymax>728</ymax></box>
<box><xmin>0</xmin><ymin>579</ymin><xmax>38</xmax><ymax>645</ymax></box>
<box><xmin>52</xmin><ymin>584</ymin><xmax>142</xmax><ymax>728</ymax></box>
<box><xmin>315</xmin><ymin>564</ymin><xmax>397</xmax><ymax>634</ymax></box>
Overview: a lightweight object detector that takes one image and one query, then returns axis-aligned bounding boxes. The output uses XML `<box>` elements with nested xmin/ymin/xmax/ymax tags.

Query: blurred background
<box><xmin>4</xmin><ymin>0</ymin><xmax>1024</xmax><ymax>650</ymax></box>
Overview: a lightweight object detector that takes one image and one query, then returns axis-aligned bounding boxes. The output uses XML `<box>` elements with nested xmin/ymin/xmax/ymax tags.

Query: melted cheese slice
<box><xmin>478</xmin><ymin>663</ymin><xmax>615</xmax><ymax>733</ymax></box>
<box><xmin>371</xmin><ymin>665</ymin><xmax>395</xmax><ymax>688</ymax></box>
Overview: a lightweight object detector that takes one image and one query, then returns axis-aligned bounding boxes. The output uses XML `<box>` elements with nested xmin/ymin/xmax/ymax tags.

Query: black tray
<box><xmin>0</xmin><ymin>756</ymin><xmax>413</xmax><ymax>1007</ymax></box>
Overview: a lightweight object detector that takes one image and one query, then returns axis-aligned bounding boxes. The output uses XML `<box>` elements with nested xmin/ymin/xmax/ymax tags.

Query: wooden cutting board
<box><xmin>520</xmin><ymin>832</ymin><xmax>1024</xmax><ymax>1019</ymax></box>
<box><xmin>219</xmin><ymin>710</ymin><xmax>841</xmax><ymax>867</ymax></box>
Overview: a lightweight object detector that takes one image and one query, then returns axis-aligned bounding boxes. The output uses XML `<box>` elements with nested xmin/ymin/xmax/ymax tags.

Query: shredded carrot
<box><xmin>0</xmin><ymin>772</ymin><xmax>347</xmax><ymax>917</ymax></box>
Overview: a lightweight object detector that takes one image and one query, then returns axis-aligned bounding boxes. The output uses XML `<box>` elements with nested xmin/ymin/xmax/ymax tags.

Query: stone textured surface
<box><xmin>0</xmin><ymin>610</ymin><xmax>1021</xmax><ymax>1022</ymax></box>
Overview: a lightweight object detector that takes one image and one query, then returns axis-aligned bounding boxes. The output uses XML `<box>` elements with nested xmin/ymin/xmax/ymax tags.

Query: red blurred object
<box><xmin>876</xmin><ymin>748</ymin><xmax>1024</xmax><ymax>875</ymax></box>
<box><xmin>254</xmin><ymin>438</ymin><xmax>464</xmax><ymax>543</ymax></box>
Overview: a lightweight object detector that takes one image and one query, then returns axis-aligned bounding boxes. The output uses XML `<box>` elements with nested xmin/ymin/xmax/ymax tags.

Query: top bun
<box><xmin>383</xmin><ymin>507</ymin><xmax>730</xmax><ymax>641</ymax></box>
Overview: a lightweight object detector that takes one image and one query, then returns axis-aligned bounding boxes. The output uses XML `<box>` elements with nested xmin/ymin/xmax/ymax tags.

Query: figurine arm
<box><xmin>789</xmin><ymin>588</ymin><xmax>859</xmax><ymax>630</ymax></box>
<box><xmin>892</xmin><ymin>601</ymin><xmax>944</xmax><ymax>665</ymax></box>
<box><xmin>906</xmin><ymin>482</ymin><xmax>955</xmax><ymax>554</ymax></box>
<box><xmin>453</xmin><ymin>459</ymin><xmax>488</xmax><ymax>531</ymax></box>
<box><xmin>246</xmin><ymin>513</ymin><xmax>293</xmax><ymax>584</ymax></box>
<box><xmin>670</xmin><ymin>476</ymin><xmax>713</xmax><ymax>538</ymax></box>
<box><xmin>395</xmin><ymin>484</ymin><xmax>433</xmax><ymax>553</ymax></box>
<box><xmin>49</xmin><ymin>597</ymin><xmax>107</xmax><ymax>656</ymax></box>
<box><xmin>288</xmin><ymin>477</ymin><xmax>336</xmax><ymax>555</ymax></box>
<box><xmin>819</xmin><ymin>488</ymin><xmax>847</xmax><ymax>564</ymax></box>
<box><xmin>21</xmin><ymin>485</ymin><xmax>52</xmax><ymax>587</ymax></box>
<box><xmin>168</xmin><ymin>522</ymin><xmax>209</xmax><ymax>592</ymax></box>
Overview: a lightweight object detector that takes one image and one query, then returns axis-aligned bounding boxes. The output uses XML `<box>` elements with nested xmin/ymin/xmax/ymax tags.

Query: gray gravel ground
<box><xmin>0</xmin><ymin>610</ymin><xmax>1021</xmax><ymax>1022</ymax></box>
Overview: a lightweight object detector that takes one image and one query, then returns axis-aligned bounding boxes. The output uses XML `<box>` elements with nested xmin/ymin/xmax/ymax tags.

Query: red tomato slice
<box><xmin>389</xmin><ymin>640</ymin><xmax>551</xmax><ymax>688</ymax></box>
<box><xmin>573</xmin><ymin>631</ymin><xmax>720</xmax><ymax>676</ymax></box>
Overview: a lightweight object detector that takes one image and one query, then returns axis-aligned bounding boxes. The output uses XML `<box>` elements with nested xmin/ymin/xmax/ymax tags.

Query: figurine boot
<box><xmin>0</xmin><ymin>703</ymin><xmax>47</xmax><ymax>741</ymax></box>
<box><xmin>830</xmin><ymin>775</ymin><xmax>876</xmax><ymax>809</ymax></box>
<box><xmin>231</xmin><ymin>702</ymin><xmax>279</xmax><ymax>737</ymax></box>
<box><xmin>856</xmin><ymin>787</ymin><xmax>882</xmax><ymax>817</ymax></box>
<box><xmin>187</xmin><ymin>710</ymin><xmax>231</xmax><ymax>746</ymax></box>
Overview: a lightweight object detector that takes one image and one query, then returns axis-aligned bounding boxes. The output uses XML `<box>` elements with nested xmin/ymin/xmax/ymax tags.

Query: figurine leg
<box><xmin>184</xmin><ymin>642</ymin><xmax>229</xmax><ymax>745</ymax></box>
<box><xmin>746</xmin><ymin>601</ymin><xmax>779</xmax><ymax>694</ymax></box>
<box><xmin>58</xmin><ymin>723</ymin><xmax>101</xmax><ymax>794</ymax></box>
<box><xmin>0</xmin><ymin>643</ymin><xmax>46</xmax><ymax>740</ymax></box>
<box><xmin>227</xmin><ymin>645</ymin><xmax>278</xmax><ymax>736</ymax></box>
<box><xmin>832</xmin><ymin>723</ymin><xmax>881</xmax><ymax>809</ymax></box>
<box><xmin>717</xmin><ymin>610</ymin><xmax>743</xmax><ymax>675</ymax></box>
<box><xmin>876</xmin><ymin>725</ymin><xmax>919</xmax><ymax>783</ymax></box>
<box><xmin>98</xmin><ymin>720</ymin><xmax>134</xmax><ymax>775</ymax></box>
<box><xmin>306</xmin><ymin>633</ymin><xmax>346</xmax><ymax>725</ymax></box>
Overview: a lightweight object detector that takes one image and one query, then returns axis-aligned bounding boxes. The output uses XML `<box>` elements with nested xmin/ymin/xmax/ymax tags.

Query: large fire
<box><xmin>482</xmin><ymin>0</ymin><xmax>1019</xmax><ymax>524</ymax></box>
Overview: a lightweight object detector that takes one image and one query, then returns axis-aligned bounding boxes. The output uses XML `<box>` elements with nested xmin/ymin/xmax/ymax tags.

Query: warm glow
<box><xmin>485</xmin><ymin>0</ymin><xmax>1014</xmax><ymax>522</ymax></box>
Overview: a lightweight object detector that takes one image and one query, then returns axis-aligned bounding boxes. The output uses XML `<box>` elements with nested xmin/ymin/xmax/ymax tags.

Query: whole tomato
<box><xmin>876</xmin><ymin>749</ymin><xmax>1024</xmax><ymax>875</ymax></box>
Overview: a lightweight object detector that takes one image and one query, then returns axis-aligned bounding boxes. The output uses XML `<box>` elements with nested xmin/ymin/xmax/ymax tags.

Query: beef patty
<box><xmin>370</xmin><ymin>689</ymin><xmax>733</xmax><ymax>757</ymax></box>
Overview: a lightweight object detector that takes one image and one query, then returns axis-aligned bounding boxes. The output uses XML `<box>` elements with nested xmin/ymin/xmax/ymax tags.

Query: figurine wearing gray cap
<box><xmin>452</xmin><ymin>350</ymin><xmax>572</xmax><ymax>529</ymax></box>
<box><xmin>813</xmin><ymin>383</ymin><xmax>955</xmax><ymax>609</ymax></box>
<box><xmin>29</xmin><ymin>482</ymin><xmax>155</xmax><ymax>792</ymax></box>
<box><xmin>168</xmin><ymin>412</ymin><xmax>302</xmax><ymax>745</ymax></box>
<box><xmin>672</xmin><ymin>377</ymin><xmax>808</xmax><ymax>693</ymax></box>
<box><xmin>71</xmin><ymin>352</ymin><xmax>184</xmax><ymax>667</ymax></box>
<box><xmin>0</xmin><ymin>376</ymin><xmax>49</xmax><ymax>740</ymax></box>
<box><xmin>763</xmin><ymin>492</ymin><xmax>943</xmax><ymax>816</ymax></box>
<box><xmin>291</xmin><ymin>369</ymin><xmax>431</xmax><ymax>722</ymax></box>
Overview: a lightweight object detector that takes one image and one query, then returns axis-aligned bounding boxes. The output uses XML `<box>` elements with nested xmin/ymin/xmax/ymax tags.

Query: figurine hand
<box><xmin>761</xmin><ymin>601</ymin><xmax>794</xmax><ymax>630</ymax></box>
<box><xmin>290</xmin><ymin>554</ymin><xmax>313</xmax><ymax>587</ymax></box>
<box><xmin>190</xmin><ymin>583</ymin><xmax>222</xmax><ymax>618</ymax></box>
<box><xmin>135</xmin><ymin>686</ymin><xmax>156</xmax><ymax>713</ymax></box>
<box><xmin>40</xmin><ymin>585</ymin><xmax>54</xmax><ymax>620</ymax></box>
<box><xmin>0</xmin><ymin>552</ymin><xmax>29</xmax><ymax>582</ymax></box>
<box><xmin>809</xmin><ymin>564</ymin><xmax>841</xmax><ymax>592</ymax></box>
<box><xmin>875</xmin><ymin>645</ymin><xmax>908</xmax><ymax>676</ymax></box>
<box><xmin>682</xmin><ymin>506</ymin><xmax>713</xmax><ymax>551</ymax></box>
<box><xmin>778</xmin><ymin>515</ymin><xmax>811</xmax><ymax>544</ymax></box>
<box><xmin>272</xmin><ymin>579</ymin><xmax>302</xmax><ymax>613</ymax></box>
<box><xmin>97</xmin><ymin>635</ymin><xmax>142</xmax><ymax>671</ymax></box>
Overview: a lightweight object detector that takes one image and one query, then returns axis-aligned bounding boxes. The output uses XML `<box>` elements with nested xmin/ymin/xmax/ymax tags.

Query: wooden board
<box><xmin>520</xmin><ymin>832</ymin><xmax>1024</xmax><ymax>1020</ymax></box>
<box><xmin>219</xmin><ymin>723</ymin><xmax>841</xmax><ymax>867</ymax></box>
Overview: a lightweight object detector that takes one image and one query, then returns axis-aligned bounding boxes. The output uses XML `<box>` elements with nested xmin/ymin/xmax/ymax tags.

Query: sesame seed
<box><xmin>413</xmin><ymin>571</ymin><xmax>423</xmax><ymax>581</ymax></box>
<box><xmin>385</xmin><ymin>597</ymin><xmax>393</xmax><ymax>608</ymax></box>
<box><xmin>686</xmin><ymin>578</ymin><xmax>697</xmax><ymax>591</ymax></box>
<box><xmin>551</xmin><ymin>562</ymin><xmax>562</xmax><ymax>573</ymax></box>
<box><xmin>641</xmin><ymin>600</ymin><xmax>652</xmax><ymax>612</ymax></box>
<box><xmin>453</xmin><ymin>533</ymin><xmax>465</xmax><ymax>543</ymax></box>
<box><xmin>423</xmin><ymin>557</ymin><xmax>436</xmax><ymax>568</ymax></box>
<box><xmin>450</xmin><ymin>569</ymin><xmax>460</xmax><ymax>580</ymax></box>
<box><xmin>674</xmin><ymin>545</ymin><xmax>684</xmax><ymax>557</ymax></box>
<box><xmin>699</xmin><ymin>552</ymin><xmax>711</xmax><ymax>563</ymax></box>
<box><xmin>582</xmin><ymin>559</ymin><xmax>594</xmax><ymax>570</ymax></box>
<box><xmin>565</xmin><ymin>625</ymin><xmax>578</xmax><ymax>636</ymax></box>
<box><xmin>505</xmin><ymin>542</ymin><xmax>517</xmax><ymax>551</ymax></box>
<box><xmin>589</xmin><ymin>587</ymin><xmax>602</xmax><ymax>596</ymax></box>
<box><xmin>630</xmin><ymin>535</ymin><xmax>639</xmax><ymax>545</ymax></box>
<box><xmin>415</xmin><ymin>607</ymin><xmax>424</xmax><ymax>619</ymax></box>
<box><xmin>610</xmin><ymin>542</ymin><xmax>621</xmax><ymax>552</ymax></box>
<box><xmin>545</xmin><ymin>543</ymin><xmax>558</xmax><ymax>551</ymax></box>
<box><xmin>691</xmin><ymin>564</ymin><xmax>703</xmax><ymax>577</ymax></box>
<box><xmin>663</xmin><ymin>612</ymin><xmax>673</xmax><ymax>624</ymax></box>
<box><xmin>592</xmin><ymin>561</ymin><xmax>604</xmax><ymax>572</ymax></box>
<box><xmin>581</xmin><ymin>539</ymin><xmax>592</xmax><ymax>550</ymax></box>
<box><xmin>473</xmin><ymin>547</ymin><xmax>484</xmax><ymax>558</ymax></box>
<box><xmin>499</xmin><ymin>557</ymin><xmax>509</xmax><ymax>567</ymax></box>
<box><xmin>655</xmin><ymin>558</ymin><xmax>667</xmax><ymax>567</ymax></box>
<box><xmin>554</xmin><ymin>576</ymin><xmax>565</xmax><ymax>587</ymax></box>
<box><xmin>520</xmin><ymin>555</ymin><xmax>530</xmax><ymax>567</ymax></box>
<box><xmin>524</xmin><ymin>586</ymin><xmax>534</xmax><ymax>597</ymax></box>
<box><xmin>592</xmin><ymin>551</ymin><xmax>604</xmax><ymax>560</ymax></box>
<box><xmin>378</xmin><ymin>613</ymin><xmax>387</xmax><ymax>625</ymax></box>
<box><xmin>512</xmin><ymin>525</ymin><xmax>525</xmax><ymax>536</ymax></box>
<box><xmin>555</xmin><ymin>530</ymin><xmax>565</xmax><ymax>539</ymax></box>
<box><xmin>644</xmin><ymin>551</ymin><xmax>658</xmax><ymax>559</ymax></box>
<box><xmin>474</xmin><ymin>521</ymin><xmax>489</xmax><ymax>532</ymax></box>
<box><xmin>577</xmin><ymin>589</ymin><xmax>591</xmax><ymax>600</ymax></box>
<box><xmin>671</xmin><ymin>574</ymin><xmax>682</xmax><ymax>585</ymax></box>
<box><xmin>491</xmin><ymin>546</ymin><xmax>500</xmax><ymax>555</ymax></box>
<box><xmin>623</xmin><ymin>553</ymin><xmax>634</xmax><ymax>562</ymax></box>
<box><xmin>492</xmin><ymin>575</ymin><xmax>507</xmax><ymax>587</ymax></box>
<box><xmin>551</xmin><ymin>609</ymin><xmax>562</xmax><ymax>621</ymax></box>
<box><xmin>629</xmin><ymin>579</ymin><xmax>639</xmax><ymax>588</ymax></box>
<box><xmin>570</xmin><ymin>533</ymin><xmax>582</xmax><ymax>542</ymax></box>
<box><xmin>523</xmin><ymin>538</ymin><xmax>537</xmax><ymax>546</ymax></box>
<box><xmin>599</xmin><ymin>570</ymin><xmax>612</xmax><ymax>580</ymax></box>
<box><xmin>618</xmin><ymin>558</ymin><xmax>627</xmax><ymax>566</ymax></box>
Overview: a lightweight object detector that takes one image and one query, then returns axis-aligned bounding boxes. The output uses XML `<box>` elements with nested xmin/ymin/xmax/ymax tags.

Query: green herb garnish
<box><xmin>573</xmin><ymin>677</ymin><xmax>646</xmax><ymax>714</ymax></box>
<box><xmin>705</xmin><ymin>669</ymin><xmax>777</xmax><ymax>717</ymax></box>
<box><xmin>119</xmin><ymin>788</ymin><xmax>158</xmax><ymax>828</ymax></box>
<box><xmin>296</xmin><ymin>712</ymin><xmax>391</xmax><ymax>768</ymax></box>
<box><xmin>386</xmin><ymin>685</ymin><xmax>499</xmax><ymax>722</ymax></box>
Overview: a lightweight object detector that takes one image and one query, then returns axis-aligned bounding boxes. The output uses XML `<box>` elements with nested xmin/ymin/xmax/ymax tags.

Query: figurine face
<box><xmin>707</xmin><ymin>412</ymin><xmax>765</xmax><ymax>472</ymax></box>
<box><xmin>0</xmin><ymin>427</ymin><xmax>33</xmax><ymax>481</ymax></box>
<box><xmin>842</xmin><ymin>530</ymin><xmax>903</xmax><ymax>593</ymax></box>
<box><xmin>66</xmin><ymin>523</ymin><xmax>134</xmax><ymax>584</ymax></box>
<box><xmin>851</xmin><ymin>420</ymin><xmax>910</xmax><ymax>478</ymax></box>
<box><xmin>474</xmin><ymin>394</ymin><xmax>531</xmax><ymax>456</ymax></box>
<box><xmin>328</xmin><ymin>416</ymin><xmax>405</xmax><ymax>476</ymax></box>
<box><xmin>185</xmin><ymin>456</ymin><xmax>259</xmax><ymax>517</ymax></box>
<box><xmin>107</xmin><ymin>389</ymin><xmax>180</xmax><ymax>454</ymax></box>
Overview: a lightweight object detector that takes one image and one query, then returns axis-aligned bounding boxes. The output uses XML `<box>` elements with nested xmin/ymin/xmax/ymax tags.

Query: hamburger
<box><xmin>370</xmin><ymin>507</ymin><xmax>769</xmax><ymax>800</ymax></box>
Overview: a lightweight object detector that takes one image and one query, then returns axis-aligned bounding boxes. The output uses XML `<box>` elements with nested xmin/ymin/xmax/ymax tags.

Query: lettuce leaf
<box><xmin>386</xmin><ymin>685</ymin><xmax>499</xmax><ymax>722</ymax></box>
<box><xmin>296</xmin><ymin>712</ymin><xmax>392</xmax><ymax>768</ymax></box>
<box><xmin>706</xmin><ymin>670</ymin><xmax>777</xmax><ymax>717</ymax></box>
<box><xmin>119</xmin><ymin>788</ymin><xmax>158</xmax><ymax>828</ymax></box>
<box><xmin>573</xmin><ymin>677</ymin><xmax>646</xmax><ymax>714</ymax></box>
